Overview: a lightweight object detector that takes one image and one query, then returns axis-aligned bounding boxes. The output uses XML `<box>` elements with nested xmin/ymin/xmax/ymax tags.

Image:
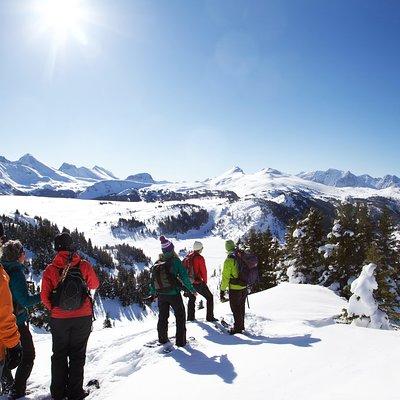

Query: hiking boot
<box><xmin>229</xmin><ymin>328</ymin><xmax>243</xmax><ymax>335</ymax></box>
<box><xmin>206</xmin><ymin>317</ymin><xmax>218</xmax><ymax>322</ymax></box>
<box><xmin>187</xmin><ymin>318</ymin><xmax>196</xmax><ymax>322</ymax></box>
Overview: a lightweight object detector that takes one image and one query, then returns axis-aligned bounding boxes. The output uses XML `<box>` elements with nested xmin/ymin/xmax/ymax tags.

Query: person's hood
<box><xmin>1</xmin><ymin>260</ymin><xmax>23</xmax><ymax>273</ymax></box>
<box><xmin>52</xmin><ymin>251</ymin><xmax>81</xmax><ymax>269</ymax></box>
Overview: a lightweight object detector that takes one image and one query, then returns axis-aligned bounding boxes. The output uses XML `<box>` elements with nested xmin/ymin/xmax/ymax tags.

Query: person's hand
<box><xmin>220</xmin><ymin>290</ymin><xmax>227</xmax><ymax>303</ymax></box>
<box><xmin>6</xmin><ymin>343</ymin><xmax>22</xmax><ymax>370</ymax></box>
<box><xmin>144</xmin><ymin>295</ymin><xmax>157</xmax><ymax>303</ymax></box>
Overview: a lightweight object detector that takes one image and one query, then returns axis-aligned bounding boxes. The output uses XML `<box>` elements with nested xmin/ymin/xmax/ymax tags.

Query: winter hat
<box><xmin>193</xmin><ymin>241</ymin><xmax>203</xmax><ymax>252</ymax></box>
<box><xmin>160</xmin><ymin>236</ymin><xmax>174</xmax><ymax>253</ymax></box>
<box><xmin>54</xmin><ymin>232</ymin><xmax>73</xmax><ymax>252</ymax></box>
<box><xmin>2</xmin><ymin>240</ymin><xmax>24</xmax><ymax>262</ymax></box>
<box><xmin>225</xmin><ymin>240</ymin><xmax>236</xmax><ymax>253</ymax></box>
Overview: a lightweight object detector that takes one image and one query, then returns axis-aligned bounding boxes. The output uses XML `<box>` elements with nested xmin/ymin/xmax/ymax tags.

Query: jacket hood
<box><xmin>1</xmin><ymin>260</ymin><xmax>23</xmax><ymax>274</ymax></box>
<box><xmin>52</xmin><ymin>251</ymin><xmax>81</xmax><ymax>269</ymax></box>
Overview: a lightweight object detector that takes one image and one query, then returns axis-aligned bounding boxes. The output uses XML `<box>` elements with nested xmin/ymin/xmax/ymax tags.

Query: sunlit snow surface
<box><xmin>1</xmin><ymin>284</ymin><xmax>399</xmax><ymax>400</ymax></box>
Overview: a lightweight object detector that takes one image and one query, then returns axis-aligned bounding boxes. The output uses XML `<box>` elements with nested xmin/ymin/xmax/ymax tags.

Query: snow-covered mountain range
<box><xmin>1</xmin><ymin>154</ymin><xmax>400</xmax><ymax>244</ymax></box>
<box><xmin>2</xmin><ymin>154</ymin><xmax>400</xmax><ymax>199</ymax></box>
<box><xmin>298</xmin><ymin>168</ymin><xmax>400</xmax><ymax>189</ymax></box>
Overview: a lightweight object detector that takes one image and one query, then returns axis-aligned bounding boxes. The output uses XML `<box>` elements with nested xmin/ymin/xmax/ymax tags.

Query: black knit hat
<box><xmin>54</xmin><ymin>232</ymin><xmax>73</xmax><ymax>252</ymax></box>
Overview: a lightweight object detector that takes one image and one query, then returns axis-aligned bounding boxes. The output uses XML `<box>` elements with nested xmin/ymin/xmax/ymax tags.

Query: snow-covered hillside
<box><xmin>8</xmin><ymin>283</ymin><xmax>400</xmax><ymax>400</ymax></box>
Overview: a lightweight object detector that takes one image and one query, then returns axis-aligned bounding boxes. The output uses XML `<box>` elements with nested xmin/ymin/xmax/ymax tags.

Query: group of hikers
<box><xmin>0</xmin><ymin>222</ymin><xmax>255</xmax><ymax>400</ymax></box>
<box><xmin>0</xmin><ymin>226</ymin><xmax>99</xmax><ymax>400</ymax></box>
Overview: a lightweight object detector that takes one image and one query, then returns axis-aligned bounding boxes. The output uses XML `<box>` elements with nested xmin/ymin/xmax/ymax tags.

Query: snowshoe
<box><xmin>87</xmin><ymin>379</ymin><xmax>100</xmax><ymax>390</ymax></box>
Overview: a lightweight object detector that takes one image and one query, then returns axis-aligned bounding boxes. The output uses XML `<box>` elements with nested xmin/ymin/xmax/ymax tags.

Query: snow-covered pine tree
<box><xmin>355</xmin><ymin>203</ymin><xmax>375</xmax><ymax>263</ymax></box>
<box><xmin>365</xmin><ymin>207</ymin><xmax>400</xmax><ymax>320</ymax></box>
<box><xmin>275</xmin><ymin>219</ymin><xmax>296</xmax><ymax>283</ymax></box>
<box><xmin>321</xmin><ymin>203</ymin><xmax>360</xmax><ymax>295</ymax></box>
<box><xmin>284</xmin><ymin>208</ymin><xmax>325</xmax><ymax>284</ymax></box>
<box><xmin>348</xmin><ymin>263</ymin><xmax>390</xmax><ymax>329</ymax></box>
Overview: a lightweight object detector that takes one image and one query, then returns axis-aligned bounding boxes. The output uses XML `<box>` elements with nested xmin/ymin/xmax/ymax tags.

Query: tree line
<box><xmin>243</xmin><ymin>203</ymin><xmax>400</xmax><ymax>321</ymax></box>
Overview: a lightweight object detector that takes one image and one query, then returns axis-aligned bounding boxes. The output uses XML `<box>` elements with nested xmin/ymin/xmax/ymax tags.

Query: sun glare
<box><xmin>35</xmin><ymin>0</ymin><xmax>89</xmax><ymax>46</ymax></box>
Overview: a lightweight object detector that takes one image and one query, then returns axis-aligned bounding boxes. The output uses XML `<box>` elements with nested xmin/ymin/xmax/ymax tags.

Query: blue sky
<box><xmin>0</xmin><ymin>0</ymin><xmax>399</xmax><ymax>181</ymax></box>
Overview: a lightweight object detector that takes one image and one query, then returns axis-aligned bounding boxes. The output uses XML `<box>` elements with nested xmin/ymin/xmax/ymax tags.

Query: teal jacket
<box><xmin>149</xmin><ymin>252</ymin><xmax>195</xmax><ymax>296</ymax></box>
<box><xmin>221</xmin><ymin>252</ymin><xmax>247</xmax><ymax>291</ymax></box>
<box><xmin>2</xmin><ymin>260</ymin><xmax>41</xmax><ymax>326</ymax></box>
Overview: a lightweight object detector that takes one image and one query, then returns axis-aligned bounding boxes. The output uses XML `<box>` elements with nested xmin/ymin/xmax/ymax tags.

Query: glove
<box><xmin>143</xmin><ymin>295</ymin><xmax>157</xmax><ymax>303</ymax></box>
<box><xmin>6</xmin><ymin>343</ymin><xmax>22</xmax><ymax>370</ymax></box>
<box><xmin>220</xmin><ymin>290</ymin><xmax>227</xmax><ymax>303</ymax></box>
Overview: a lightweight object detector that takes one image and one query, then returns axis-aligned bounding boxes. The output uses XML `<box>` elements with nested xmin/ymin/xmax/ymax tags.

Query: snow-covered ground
<box><xmin>0</xmin><ymin>195</ymin><xmax>231</xmax><ymax>262</ymax></box>
<box><xmin>3</xmin><ymin>283</ymin><xmax>399</xmax><ymax>400</ymax></box>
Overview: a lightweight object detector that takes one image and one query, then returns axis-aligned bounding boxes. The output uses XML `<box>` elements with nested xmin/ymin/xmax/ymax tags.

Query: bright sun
<box><xmin>34</xmin><ymin>0</ymin><xmax>89</xmax><ymax>46</ymax></box>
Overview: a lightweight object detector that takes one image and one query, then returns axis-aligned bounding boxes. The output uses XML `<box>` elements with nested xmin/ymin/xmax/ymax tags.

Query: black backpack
<box><xmin>229</xmin><ymin>249</ymin><xmax>259</xmax><ymax>287</ymax></box>
<box><xmin>151</xmin><ymin>259</ymin><xmax>178</xmax><ymax>294</ymax></box>
<box><xmin>51</xmin><ymin>262</ymin><xmax>89</xmax><ymax>311</ymax></box>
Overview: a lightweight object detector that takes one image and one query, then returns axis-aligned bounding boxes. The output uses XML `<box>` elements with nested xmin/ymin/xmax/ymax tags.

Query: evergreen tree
<box><xmin>284</xmin><ymin>208</ymin><xmax>325</xmax><ymax>284</ymax></box>
<box><xmin>322</xmin><ymin>203</ymin><xmax>360</xmax><ymax>295</ymax></box>
<box><xmin>366</xmin><ymin>208</ymin><xmax>400</xmax><ymax>319</ymax></box>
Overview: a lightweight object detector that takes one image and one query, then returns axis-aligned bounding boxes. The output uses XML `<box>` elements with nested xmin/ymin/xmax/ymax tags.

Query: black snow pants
<box><xmin>1</xmin><ymin>322</ymin><xmax>35</xmax><ymax>397</ymax></box>
<box><xmin>50</xmin><ymin>316</ymin><xmax>92</xmax><ymax>400</ymax></box>
<box><xmin>157</xmin><ymin>294</ymin><xmax>187</xmax><ymax>347</ymax></box>
<box><xmin>229</xmin><ymin>288</ymin><xmax>247</xmax><ymax>332</ymax></box>
<box><xmin>187</xmin><ymin>282</ymin><xmax>215</xmax><ymax>321</ymax></box>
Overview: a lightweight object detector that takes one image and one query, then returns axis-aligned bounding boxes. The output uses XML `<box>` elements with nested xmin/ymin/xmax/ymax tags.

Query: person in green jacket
<box><xmin>220</xmin><ymin>240</ymin><xmax>247</xmax><ymax>335</ymax></box>
<box><xmin>149</xmin><ymin>236</ymin><xmax>196</xmax><ymax>347</ymax></box>
<box><xmin>1</xmin><ymin>240</ymin><xmax>41</xmax><ymax>399</ymax></box>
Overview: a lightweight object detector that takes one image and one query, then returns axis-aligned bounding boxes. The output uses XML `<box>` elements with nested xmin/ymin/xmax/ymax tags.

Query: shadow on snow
<box><xmin>197</xmin><ymin>321</ymin><xmax>321</xmax><ymax>348</ymax></box>
<box><xmin>169</xmin><ymin>347</ymin><xmax>237</xmax><ymax>384</ymax></box>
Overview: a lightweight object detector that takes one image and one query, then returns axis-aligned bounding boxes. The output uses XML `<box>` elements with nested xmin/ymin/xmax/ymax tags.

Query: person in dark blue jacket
<box><xmin>1</xmin><ymin>240</ymin><xmax>41</xmax><ymax>400</ymax></box>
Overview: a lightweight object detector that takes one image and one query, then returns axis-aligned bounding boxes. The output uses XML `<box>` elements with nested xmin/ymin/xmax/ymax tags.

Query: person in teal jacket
<box><xmin>220</xmin><ymin>240</ymin><xmax>247</xmax><ymax>335</ymax></box>
<box><xmin>1</xmin><ymin>240</ymin><xmax>41</xmax><ymax>399</ymax></box>
<box><xmin>149</xmin><ymin>236</ymin><xmax>196</xmax><ymax>347</ymax></box>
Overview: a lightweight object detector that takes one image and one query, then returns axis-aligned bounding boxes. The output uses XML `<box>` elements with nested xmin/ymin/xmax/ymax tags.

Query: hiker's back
<box><xmin>41</xmin><ymin>254</ymin><xmax>98</xmax><ymax>319</ymax></box>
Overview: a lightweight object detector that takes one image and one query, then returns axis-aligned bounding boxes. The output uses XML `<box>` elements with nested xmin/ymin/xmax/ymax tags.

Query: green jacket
<box><xmin>221</xmin><ymin>252</ymin><xmax>247</xmax><ymax>291</ymax></box>
<box><xmin>2</xmin><ymin>260</ymin><xmax>41</xmax><ymax>326</ymax></box>
<box><xmin>149</xmin><ymin>252</ymin><xmax>195</xmax><ymax>296</ymax></box>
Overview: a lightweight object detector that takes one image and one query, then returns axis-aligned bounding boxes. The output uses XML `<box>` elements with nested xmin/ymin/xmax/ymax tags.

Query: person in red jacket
<box><xmin>186</xmin><ymin>241</ymin><xmax>217</xmax><ymax>322</ymax></box>
<box><xmin>41</xmin><ymin>232</ymin><xmax>99</xmax><ymax>400</ymax></box>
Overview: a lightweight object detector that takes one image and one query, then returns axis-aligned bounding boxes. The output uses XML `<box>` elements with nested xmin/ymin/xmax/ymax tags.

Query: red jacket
<box><xmin>191</xmin><ymin>252</ymin><xmax>208</xmax><ymax>284</ymax></box>
<box><xmin>41</xmin><ymin>251</ymin><xmax>100</xmax><ymax>319</ymax></box>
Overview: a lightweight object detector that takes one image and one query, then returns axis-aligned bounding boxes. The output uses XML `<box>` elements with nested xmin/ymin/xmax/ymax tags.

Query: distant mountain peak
<box><xmin>126</xmin><ymin>173</ymin><xmax>155</xmax><ymax>184</ymax></box>
<box><xmin>259</xmin><ymin>167</ymin><xmax>283</xmax><ymax>175</ymax></box>
<box><xmin>18</xmin><ymin>153</ymin><xmax>38</xmax><ymax>164</ymax></box>
<box><xmin>229</xmin><ymin>166</ymin><xmax>244</xmax><ymax>174</ymax></box>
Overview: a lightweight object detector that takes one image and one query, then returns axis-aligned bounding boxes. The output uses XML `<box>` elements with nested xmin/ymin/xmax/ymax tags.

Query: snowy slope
<box><xmin>11</xmin><ymin>284</ymin><xmax>400</xmax><ymax>400</ymax></box>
